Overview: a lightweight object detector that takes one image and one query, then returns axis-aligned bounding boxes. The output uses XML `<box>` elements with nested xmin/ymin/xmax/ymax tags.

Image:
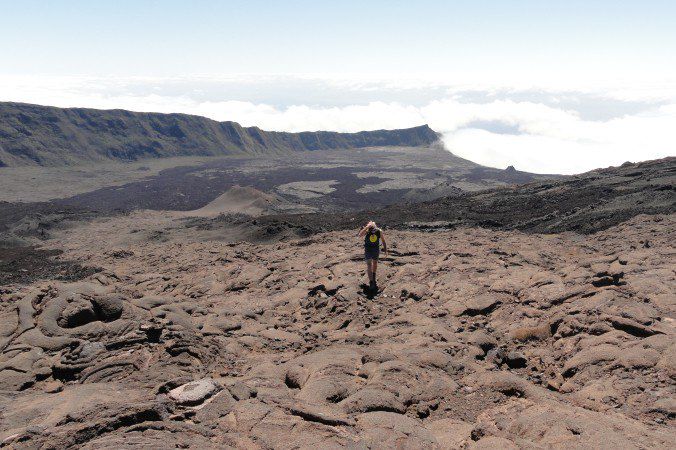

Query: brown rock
<box><xmin>168</xmin><ymin>378</ymin><xmax>220</xmax><ymax>406</ymax></box>
<box><xmin>43</xmin><ymin>380</ymin><xmax>63</xmax><ymax>393</ymax></box>
<box><xmin>469</xmin><ymin>436</ymin><xmax>519</xmax><ymax>449</ymax></box>
<box><xmin>457</xmin><ymin>294</ymin><xmax>501</xmax><ymax>316</ymax></box>
<box><xmin>510</xmin><ymin>324</ymin><xmax>551</xmax><ymax>341</ymax></box>
<box><xmin>340</xmin><ymin>388</ymin><xmax>406</xmax><ymax>414</ymax></box>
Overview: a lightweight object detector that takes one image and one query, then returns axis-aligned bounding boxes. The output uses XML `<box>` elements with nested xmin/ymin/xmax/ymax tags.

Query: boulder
<box><xmin>229</xmin><ymin>381</ymin><xmax>257</xmax><ymax>401</ymax></box>
<box><xmin>469</xmin><ymin>331</ymin><xmax>498</xmax><ymax>353</ymax></box>
<box><xmin>562</xmin><ymin>345</ymin><xmax>620</xmax><ymax>377</ymax></box>
<box><xmin>91</xmin><ymin>295</ymin><xmax>124</xmax><ymax>321</ymax></box>
<box><xmin>400</xmin><ymin>283</ymin><xmax>427</xmax><ymax>301</ymax></box>
<box><xmin>510</xmin><ymin>324</ymin><xmax>551</xmax><ymax>341</ymax></box>
<box><xmin>58</xmin><ymin>300</ymin><xmax>96</xmax><ymax>328</ymax></box>
<box><xmin>340</xmin><ymin>388</ymin><xmax>405</xmax><ymax>414</ymax></box>
<box><xmin>505</xmin><ymin>351</ymin><xmax>527</xmax><ymax>369</ymax></box>
<box><xmin>168</xmin><ymin>378</ymin><xmax>220</xmax><ymax>406</ymax></box>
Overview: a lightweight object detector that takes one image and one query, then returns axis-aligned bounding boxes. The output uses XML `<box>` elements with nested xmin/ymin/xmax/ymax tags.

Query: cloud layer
<box><xmin>1</xmin><ymin>75</ymin><xmax>674</xmax><ymax>174</ymax></box>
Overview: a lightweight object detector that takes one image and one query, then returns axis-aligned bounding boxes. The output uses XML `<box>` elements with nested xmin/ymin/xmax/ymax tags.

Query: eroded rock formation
<box><xmin>1</xmin><ymin>213</ymin><xmax>673</xmax><ymax>448</ymax></box>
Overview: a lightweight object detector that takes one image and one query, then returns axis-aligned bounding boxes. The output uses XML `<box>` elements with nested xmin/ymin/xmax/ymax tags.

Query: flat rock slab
<box><xmin>168</xmin><ymin>378</ymin><xmax>220</xmax><ymax>406</ymax></box>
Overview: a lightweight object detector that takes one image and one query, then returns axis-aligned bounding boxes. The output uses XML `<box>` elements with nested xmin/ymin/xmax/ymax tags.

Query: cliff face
<box><xmin>0</xmin><ymin>102</ymin><xmax>440</xmax><ymax>166</ymax></box>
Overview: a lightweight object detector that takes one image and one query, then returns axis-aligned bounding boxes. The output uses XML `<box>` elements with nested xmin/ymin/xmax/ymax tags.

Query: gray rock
<box><xmin>486</xmin><ymin>347</ymin><xmax>505</xmax><ymax>364</ymax></box>
<box><xmin>229</xmin><ymin>381</ymin><xmax>256</xmax><ymax>401</ymax></box>
<box><xmin>168</xmin><ymin>378</ymin><xmax>220</xmax><ymax>406</ymax></box>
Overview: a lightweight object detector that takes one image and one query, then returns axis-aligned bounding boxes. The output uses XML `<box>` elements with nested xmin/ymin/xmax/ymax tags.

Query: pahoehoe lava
<box><xmin>0</xmin><ymin>151</ymin><xmax>674</xmax><ymax>447</ymax></box>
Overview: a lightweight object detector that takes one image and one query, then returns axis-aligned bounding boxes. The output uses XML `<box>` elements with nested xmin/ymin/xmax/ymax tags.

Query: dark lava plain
<box><xmin>1</xmin><ymin>146</ymin><xmax>548</xmax><ymax>284</ymax></box>
<box><xmin>0</xmin><ymin>146</ymin><xmax>547</xmax><ymax>244</ymax></box>
<box><xmin>0</xmin><ymin>246</ymin><xmax>101</xmax><ymax>286</ymax></box>
<box><xmin>245</xmin><ymin>157</ymin><xmax>676</xmax><ymax>237</ymax></box>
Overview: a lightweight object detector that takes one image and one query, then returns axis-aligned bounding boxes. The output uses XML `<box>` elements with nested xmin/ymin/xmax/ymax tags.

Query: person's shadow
<box><xmin>359</xmin><ymin>283</ymin><xmax>377</xmax><ymax>299</ymax></box>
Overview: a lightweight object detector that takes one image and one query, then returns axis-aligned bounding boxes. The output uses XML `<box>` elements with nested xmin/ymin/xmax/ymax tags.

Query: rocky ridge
<box><xmin>0</xmin><ymin>102</ymin><xmax>439</xmax><ymax>167</ymax></box>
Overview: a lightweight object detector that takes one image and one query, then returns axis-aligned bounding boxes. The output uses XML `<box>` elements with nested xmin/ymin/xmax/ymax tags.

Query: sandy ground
<box><xmin>0</xmin><ymin>156</ymin><xmax>215</xmax><ymax>202</ymax></box>
<box><xmin>0</xmin><ymin>210</ymin><xmax>673</xmax><ymax>448</ymax></box>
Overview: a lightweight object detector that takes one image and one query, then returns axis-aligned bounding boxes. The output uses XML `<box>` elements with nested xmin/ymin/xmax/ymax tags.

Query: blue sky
<box><xmin>3</xmin><ymin>0</ymin><xmax>675</xmax><ymax>79</ymax></box>
<box><xmin>1</xmin><ymin>1</ymin><xmax>675</xmax><ymax>173</ymax></box>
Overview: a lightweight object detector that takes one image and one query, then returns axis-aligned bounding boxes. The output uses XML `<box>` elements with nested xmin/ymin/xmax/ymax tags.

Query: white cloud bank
<box><xmin>1</xmin><ymin>75</ymin><xmax>674</xmax><ymax>174</ymax></box>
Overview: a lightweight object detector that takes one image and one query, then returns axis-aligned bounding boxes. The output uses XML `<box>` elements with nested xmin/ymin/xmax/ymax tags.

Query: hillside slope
<box><xmin>0</xmin><ymin>102</ymin><xmax>440</xmax><ymax>166</ymax></box>
<box><xmin>0</xmin><ymin>156</ymin><xmax>673</xmax><ymax>447</ymax></box>
<box><xmin>1</xmin><ymin>212</ymin><xmax>674</xmax><ymax>448</ymax></box>
<box><xmin>246</xmin><ymin>156</ymin><xmax>675</xmax><ymax>236</ymax></box>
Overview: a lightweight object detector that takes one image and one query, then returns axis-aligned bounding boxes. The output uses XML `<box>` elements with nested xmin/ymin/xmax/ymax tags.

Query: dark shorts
<box><xmin>364</xmin><ymin>247</ymin><xmax>380</xmax><ymax>260</ymax></box>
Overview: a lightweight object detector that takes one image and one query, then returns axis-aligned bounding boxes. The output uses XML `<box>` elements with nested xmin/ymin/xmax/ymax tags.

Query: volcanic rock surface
<box><xmin>1</xmin><ymin>208</ymin><xmax>674</xmax><ymax>448</ymax></box>
<box><xmin>0</xmin><ymin>144</ymin><xmax>552</xmax><ymax>249</ymax></box>
<box><xmin>0</xmin><ymin>152</ymin><xmax>674</xmax><ymax>448</ymax></box>
<box><xmin>249</xmin><ymin>156</ymin><xmax>676</xmax><ymax>235</ymax></box>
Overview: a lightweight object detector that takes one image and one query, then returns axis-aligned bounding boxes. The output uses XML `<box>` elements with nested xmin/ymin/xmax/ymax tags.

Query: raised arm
<box><xmin>358</xmin><ymin>221</ymin><xmax>375</xmax><ymax>237</ymax></box>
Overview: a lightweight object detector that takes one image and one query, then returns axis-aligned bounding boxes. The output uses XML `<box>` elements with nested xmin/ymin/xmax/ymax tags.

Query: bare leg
<box><xmin>365</xmin><ymin>259</ymin><xmax>373</xmax><ymax>283</ymax></box>
<box><xmin>372</xmin><ymin>258</ymin><xmax>378</xmax><ymax>285</ymax></box>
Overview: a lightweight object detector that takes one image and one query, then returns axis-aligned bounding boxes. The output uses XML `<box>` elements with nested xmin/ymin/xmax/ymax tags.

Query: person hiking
<box><xmin>358</xmin><ymin>221</ymin><xmax>388</xmax><ymax>293</ymax></box>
